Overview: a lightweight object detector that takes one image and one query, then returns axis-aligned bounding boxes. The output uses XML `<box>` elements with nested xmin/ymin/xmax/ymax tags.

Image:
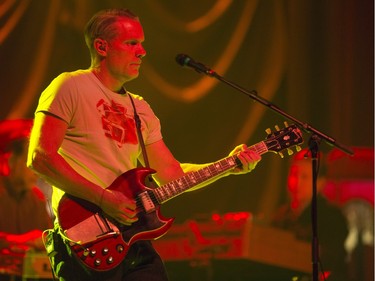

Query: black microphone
<box><xmin>175</xmin><ymin>54</ymin><xmax>217</xmax><ymax>76</ymax></box>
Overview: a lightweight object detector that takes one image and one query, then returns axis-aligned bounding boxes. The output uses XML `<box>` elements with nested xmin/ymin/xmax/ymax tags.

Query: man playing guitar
<box><xmin>27</xmin><ymin>8</ymin><xmax>264</xmax><ymax>281</ymax></box>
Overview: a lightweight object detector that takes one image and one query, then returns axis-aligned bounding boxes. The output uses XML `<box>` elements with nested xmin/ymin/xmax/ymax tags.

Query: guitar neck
<box><xmin>153</xmin><ymin>141</ymin><xmax>268</xmax><ymax>204</ymax></box>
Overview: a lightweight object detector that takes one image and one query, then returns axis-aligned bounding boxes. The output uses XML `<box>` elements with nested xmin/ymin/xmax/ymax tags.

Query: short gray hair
<box><xmin>84</xmin><ymin>8</ymin><xmax>139</xmax><ymax>61</ymax></box>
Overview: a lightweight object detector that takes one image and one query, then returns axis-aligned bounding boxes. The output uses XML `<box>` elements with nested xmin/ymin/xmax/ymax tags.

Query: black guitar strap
<box><xmin>128</xmin><ymin>93</ymin><xmax>150</xmax><ymax>168</ymax></box>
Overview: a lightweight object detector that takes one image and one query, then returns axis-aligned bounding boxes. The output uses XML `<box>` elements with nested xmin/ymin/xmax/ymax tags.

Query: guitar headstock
<box><xmin>264</xmin><ymin>122</ymin><xmax>303</xmax><ymax>157</ymax></box>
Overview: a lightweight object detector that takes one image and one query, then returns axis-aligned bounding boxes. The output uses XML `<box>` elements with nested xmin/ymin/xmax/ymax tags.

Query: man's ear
<box><xmin>94</xmin><ymin>38</ymin><xmax>107</xmax><ymax>55</ymax></box>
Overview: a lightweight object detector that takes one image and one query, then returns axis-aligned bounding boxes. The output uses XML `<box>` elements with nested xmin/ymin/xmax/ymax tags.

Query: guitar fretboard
<box><xmin>153</xmin><ymin>141</ymin><xmax>268</xmax><ymax>204</ymax></box>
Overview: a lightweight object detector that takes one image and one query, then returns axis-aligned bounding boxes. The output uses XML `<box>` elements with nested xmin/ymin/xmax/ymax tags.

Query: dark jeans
<box><xmin>47</xmin><ymin>230</ymin><xmax>169</xmax><ymax>281</ymax></box>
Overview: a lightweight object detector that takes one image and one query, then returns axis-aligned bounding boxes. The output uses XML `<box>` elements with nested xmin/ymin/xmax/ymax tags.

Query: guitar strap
<box><xmin>128</xmin><ymin>93</ymin><xmax>150</xmax><ymax>168</ymax></box>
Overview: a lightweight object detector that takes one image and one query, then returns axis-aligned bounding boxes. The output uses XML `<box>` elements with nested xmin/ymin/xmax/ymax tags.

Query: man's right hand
<box><xmin>99</xmin><ymin>189</ymin><xmax>138</xmax><ymax>225</ymax></box>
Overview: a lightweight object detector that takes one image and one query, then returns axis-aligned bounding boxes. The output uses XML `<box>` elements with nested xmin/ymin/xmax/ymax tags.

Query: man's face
<box><xmin>105</xmin><ymin>18</ymin><xmax>146</xmax><ymax>83</ymax></box>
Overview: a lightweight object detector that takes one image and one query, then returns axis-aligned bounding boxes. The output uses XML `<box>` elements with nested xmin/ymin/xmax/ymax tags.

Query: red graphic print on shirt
<box><xmin>96</xmin><ymin>99</ymin><xmax>138</xmax><ymax>147</ymax></box>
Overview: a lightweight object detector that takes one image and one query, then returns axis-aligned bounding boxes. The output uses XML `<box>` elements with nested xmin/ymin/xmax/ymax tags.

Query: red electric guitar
<box><xmin>57</xmin><ymin>124</ymin><xmax>303</xmax><ymax>272</ymax></box>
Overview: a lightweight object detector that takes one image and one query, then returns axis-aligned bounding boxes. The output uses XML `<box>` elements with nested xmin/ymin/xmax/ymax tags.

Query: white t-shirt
<box><xmin>35</xmin><ymin>69</ymin><xmax>162</xmax><ymax>215</ymax></box>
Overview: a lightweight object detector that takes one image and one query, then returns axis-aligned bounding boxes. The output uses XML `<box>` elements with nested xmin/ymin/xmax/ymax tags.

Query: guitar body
<box><xmin>57</xmin><ymin>167</ymin><xmax>174</xmax><ymax>272</ymax></box>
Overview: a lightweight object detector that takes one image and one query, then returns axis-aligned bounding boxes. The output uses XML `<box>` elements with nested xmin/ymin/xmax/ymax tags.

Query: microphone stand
<box><xmin>182</xmin><ymin>62</ymin><xmax>354</xmax><ymax>281</ymax></box>
<box><xmin>309</xmin><ymin>134</ymin><xmax>321</xmax><ymax>281</ymax></box>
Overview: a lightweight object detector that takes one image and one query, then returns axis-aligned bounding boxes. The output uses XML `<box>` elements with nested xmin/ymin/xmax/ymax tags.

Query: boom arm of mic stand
<box><xmin>209</xmin><ymin>71</ymin><xmax>354</xmax><ymax>156</ymax></box>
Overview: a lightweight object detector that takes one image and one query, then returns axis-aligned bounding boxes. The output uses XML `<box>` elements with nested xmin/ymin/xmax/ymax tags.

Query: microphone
<box><xmin>175</xmin><ymin>54</ymin><xmax>217</xmax><ymax>76</ymax></box>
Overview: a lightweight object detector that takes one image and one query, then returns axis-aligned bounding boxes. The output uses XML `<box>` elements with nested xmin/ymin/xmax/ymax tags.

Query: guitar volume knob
<box><xmin>94</xmin><ymin>259</ymin><xmax>101</xmax><ymax>266</ymax></box>
<box><xmin>117</xmin><ymin>244</ymin><xmax>124</xmax><ymax>253</ymax></box>
<box><xmin>107</xmin><ymin>256</ymin><xmax>114</xmax><ymax>264</ymax></box>
<box><xmin>102</xmin><ymin>247</ymin><xmax>109</xmax><ymax>255</ymax></box>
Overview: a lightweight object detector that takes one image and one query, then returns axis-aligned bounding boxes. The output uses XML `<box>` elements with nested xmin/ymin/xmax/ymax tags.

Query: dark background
<box><xmin>0</xmin><ymin>0</ymin><xmax>373</xmax><ymax>226</ymax></box>
<box><xmin>1</xmin><ymin>1</ymin><xmax>373</xmax><ymax>280</ymax></box>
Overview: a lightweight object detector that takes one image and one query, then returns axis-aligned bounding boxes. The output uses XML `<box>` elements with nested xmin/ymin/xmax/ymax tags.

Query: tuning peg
<box><xmin>295</xmin><ymin>145</ymin><xmax>302</xmax><ymax>152</ymax></box>
<box><xmin>278</xmin><ymin>152</ymin><xmax>284</xmax><ymax>158</ymax></box>
<box><xmin>284</xmin><ymin>121</ymin><xmax>289</xmax><ymax>127</ymax></box>
<box><xmin>287</xmin><ymin>148</ymin><xmax>294</xmax><ymax>155</ymax></box>
<box><xmin>265</xmin><ymin>128</ymin><xmax>272</xmax><ymax>134</ymax></box>
<box><xmin>274</xmin><ymin>125</ymin><xmax>280</xmax><ymax>131</ymax></box>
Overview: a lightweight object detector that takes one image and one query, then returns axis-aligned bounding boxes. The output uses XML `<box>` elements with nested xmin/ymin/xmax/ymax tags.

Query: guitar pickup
<box><xmin>138</xmin><ymin>191</ymin><xmax>155</xmax><ymax>213</ymax></box>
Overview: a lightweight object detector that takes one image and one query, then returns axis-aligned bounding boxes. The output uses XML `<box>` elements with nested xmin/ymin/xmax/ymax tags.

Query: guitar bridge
<box><xmin>64</xmin><ymin>213</ymin><xmax>120</xmax><ymax>245</ymax></box>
